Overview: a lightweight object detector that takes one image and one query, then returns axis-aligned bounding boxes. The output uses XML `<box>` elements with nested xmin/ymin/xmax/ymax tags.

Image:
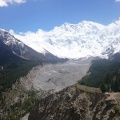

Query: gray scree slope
<box><xmin>20</xmin><ymin>61</ymin><xmax>91</xmax><ymax>92</ymax></box>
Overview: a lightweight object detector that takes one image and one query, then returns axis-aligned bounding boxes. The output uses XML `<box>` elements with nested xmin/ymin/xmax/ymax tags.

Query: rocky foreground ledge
<box><xmin>28</xmin><ymin>84</ymin><xmax>120</xmax><ymax>120</ymax></box>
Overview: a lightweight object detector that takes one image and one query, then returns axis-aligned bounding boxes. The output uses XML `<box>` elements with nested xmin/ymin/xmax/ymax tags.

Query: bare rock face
<box><xmin>28</xmin><ymin>84</ymin><xmax>120</xmax><ymax>120</ymax></box>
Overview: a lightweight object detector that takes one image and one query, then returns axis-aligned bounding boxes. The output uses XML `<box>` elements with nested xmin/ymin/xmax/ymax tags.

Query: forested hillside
<box><xmin>79</xmin><ymin>56</ymin><xmax>120</xmax><ymax>92</ymax></box>
<box><xmin>0</xmin><ymin>61</ymin><xmax>43</xmax><ymax>96</ymax></box>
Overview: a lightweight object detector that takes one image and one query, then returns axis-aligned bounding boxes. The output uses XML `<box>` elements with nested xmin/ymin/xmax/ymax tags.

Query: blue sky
<box><xmin>0</xmin><ymin>0</ymin><xmax>120</xmax><ymax>32</ymax></box>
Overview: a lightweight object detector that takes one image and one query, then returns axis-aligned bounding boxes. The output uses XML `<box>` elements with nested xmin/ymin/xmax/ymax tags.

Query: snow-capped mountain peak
<box><xmin>0</xmin><ymin>29</ymin><xmax>63</xmax><ymax>62</ymax></box>
<box><xmin>10</xmin><ymin>19</ymin><xmax>120</xmax><ymax>59</ymax></box>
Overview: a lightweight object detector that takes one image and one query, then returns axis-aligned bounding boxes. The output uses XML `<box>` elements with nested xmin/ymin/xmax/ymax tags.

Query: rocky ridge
<box><xmin>28</xmin><ymin>84</ymin><xmax>120</xmax><ymax>120</ymax></box>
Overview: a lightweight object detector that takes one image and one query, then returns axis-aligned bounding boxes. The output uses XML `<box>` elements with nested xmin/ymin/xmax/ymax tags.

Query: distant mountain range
<box><xmin>0</xmin><ymin>29</ymin><xmax>66</xmax><ymax>64</ymax></box>
<box><xmin>12</xmin><ymin>19</ymin><xmax>120</xmax><ymax>59</ymax></box>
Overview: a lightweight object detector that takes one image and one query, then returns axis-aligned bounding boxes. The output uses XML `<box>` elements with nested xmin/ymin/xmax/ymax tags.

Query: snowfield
<box><xmin>11</xmin><ymin>19</ymin><xmax>120</xmax><ymax>59</ymax></box>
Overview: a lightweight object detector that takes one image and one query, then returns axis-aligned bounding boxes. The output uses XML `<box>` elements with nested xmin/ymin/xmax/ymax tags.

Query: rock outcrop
<box><xmin>28</xmin><ymin>84</ymin><xmax>120</xmax><ymax>120</ymax></box>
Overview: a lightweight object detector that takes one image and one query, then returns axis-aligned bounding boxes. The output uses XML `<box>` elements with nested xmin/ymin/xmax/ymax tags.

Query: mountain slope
<box><xmin>28</xmin><ymin>84</ymin><xmax>120</xmax><ymax>120</ymax></box>
<box><xmin>79</xmin><ymin>53</ymin><xmax>120</xmax><ymax>92</ymax></box>
<box><xmin>13</xmin><ymin>19</ymin><xmax>120</xmax><ymax>59</ymax></box>
<box><xmin>0</xmin><ymin>29</ymin><xmax>65</xmax><ymax>62</ymax></box>
<box><xmin>0</xmin><ymin>40</ymin><xmax>24</xmax><ymax>64</ymax></box>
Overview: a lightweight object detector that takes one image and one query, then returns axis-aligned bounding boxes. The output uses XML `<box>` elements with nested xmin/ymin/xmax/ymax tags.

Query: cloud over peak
<box><xmin>0</xmin><ymin>0</ymin><xmax>26</xmax><ymax>7</ymax></box>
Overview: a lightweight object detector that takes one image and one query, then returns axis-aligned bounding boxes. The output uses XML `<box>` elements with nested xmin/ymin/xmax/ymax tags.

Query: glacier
<box><xmin>9</xmin><ymin>19</ymin><xmax>120</xmax><ymax>59</ymax></box>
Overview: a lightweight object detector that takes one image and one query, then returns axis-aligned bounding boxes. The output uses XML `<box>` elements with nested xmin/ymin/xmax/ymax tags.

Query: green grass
<box><xmin>76</xmin><ymin>84</ymin><xmax>102</xmax><ymax>93</ymax></box>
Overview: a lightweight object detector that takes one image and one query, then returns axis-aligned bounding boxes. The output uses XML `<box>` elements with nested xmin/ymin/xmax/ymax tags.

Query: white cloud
<box><xmin>115</xmin><ymin>0</ymin><xmax>120</xmax><ymax>2</ymax></box>
<box><xmin>0</xmin><ymin>0</ymin><xmax>26</xmax><ymax>7</ymax></box>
